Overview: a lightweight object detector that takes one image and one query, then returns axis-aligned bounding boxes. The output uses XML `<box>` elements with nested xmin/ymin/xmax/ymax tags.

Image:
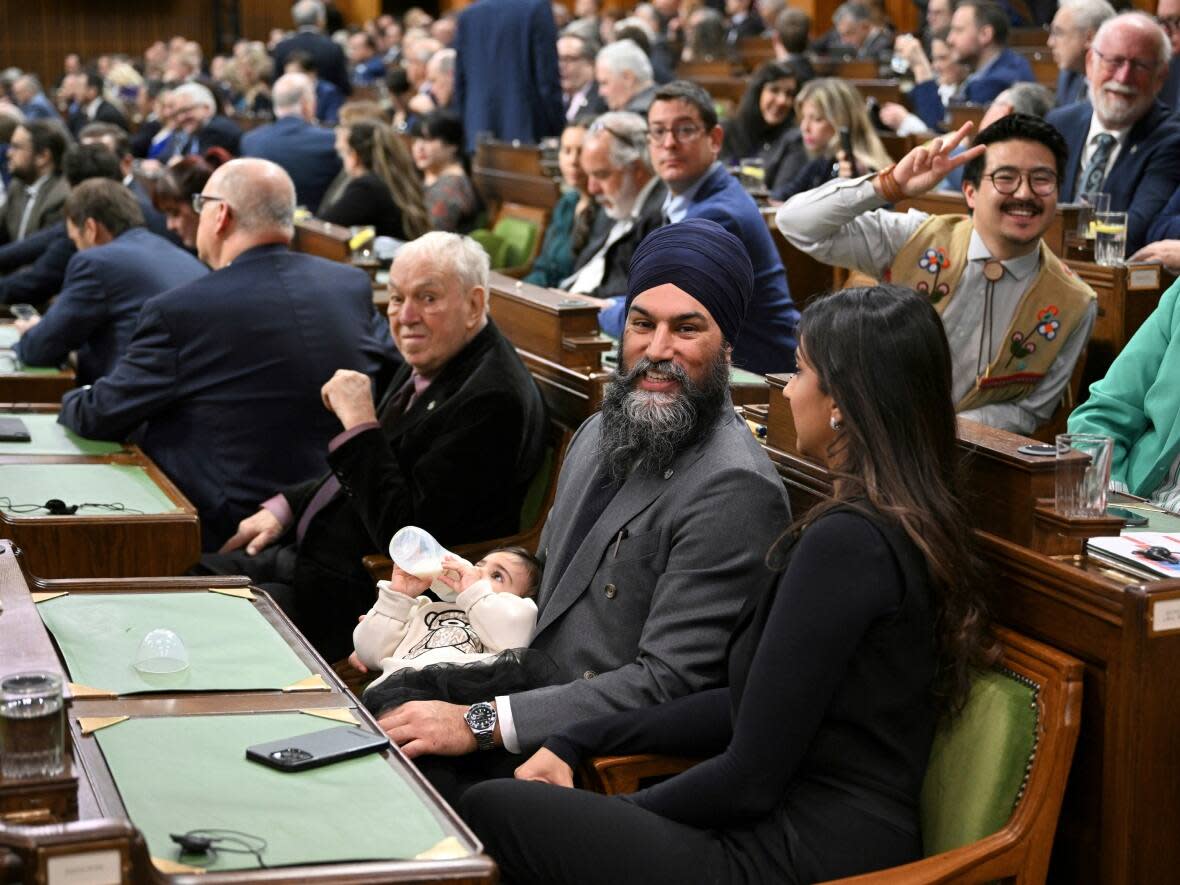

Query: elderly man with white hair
<box><xmin>163</xmin><ymin>81</ymin><xmax>242</xmax><ymax>158</ymax></box>
<box><xmin>11</xmin><ymin>74</ymin><xmax>60</xmax><ymax>121</ymax></box>
<box><xmin>241</xmin><ymin>72</ymin><xmax>341</xmax><ymax>211</ymax></box>
<box><xmin>596</xmin><ymin>39</ymin><xmax>656</xmax><ymax>114</ymax></box>
<box><xmin>198</xmin><ymin>229</ymin><xmax>548</xmax><ymax>661</ymax></box>
<box><xmin>60</xmin><ymin>158</ymin><xmax>398</xmax><ymax>556</ymax></box>
<box><xmin>1047</xmin><ymin>10</ymin><xmax>1180</xmax><ymax>253</ymax></box>
<box><xmin>1048</xmin><ymin>0</ymin><xmax>1116</xmax><ymax>106</ymax></box>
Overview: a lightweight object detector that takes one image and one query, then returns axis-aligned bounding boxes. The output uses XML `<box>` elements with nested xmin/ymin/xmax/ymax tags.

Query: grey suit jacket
<box><xmin>3</xmin><ymin>175</ymin><xmax>69</xmax><ymax>243</ymax></box>
<box><xmin>509</xmin><ymin>399</ymin><xmax>790</xmax><ymax>751</ymax></box>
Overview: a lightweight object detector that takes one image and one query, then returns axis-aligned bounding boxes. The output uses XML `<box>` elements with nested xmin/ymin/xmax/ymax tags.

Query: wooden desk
<box><xmin>1014</xmin><ymin>47</ymin><xmax>1060</xmax><ymax>89</ymax></box>
<box><xmin>736</xmin><ymin>35</ymin><xmax>776</xmax><ymax>71</ymax></box>
<box><xmin>293</xmin><ymin>218</ymin><xmax>352</xmax><ymax>263</ymax></box>
<box><xmin>1064</xmin><ymin>260</ymin><xmax>1171</xmax><ymax>390</ymax></box>
<box><xmin>947</xmin><ymin>103</ymin><xmax>986</xmax><ymax>133</ymax></box>
<box><xmin>0</xmin><ymin>544</ymin><xmax>497</xmax><ymax>884</ymax></box>
<box><xmin>684</xmin><ymin>75</ymin><xmax>746</xmax><ymax>106</ymax></box>
<box><xmin>743</xmin><ymin>381</ymin><xmax>1180</xmax><ymax>885</ymax></box>
<box><xmin>811</xmin><ymin>57</ymin><xmax>878</xmax><ymax>79</ymax></box>
<box><xmin>0</xmin><ymin>447</ymin><xmax>200</xmax><ymax>579</ymax></box>
<box><xmin>1010</xmin><ymin>25</ymin><xmax>1051</xmax><ymax>47</ymax></box>
<box><xmin>472</xmin><ymin>140</ymin><xmax>561</xmax><ymax>213</ymax></box>
<box><xmin>0</xmin><ymin>323</ymin><xmax>75</xmax><ymax>405</ymax></box>
<box><xmin>847</xmin><ymin>78</ymin><xmax>906</xmax><ymax>108</ymax></box>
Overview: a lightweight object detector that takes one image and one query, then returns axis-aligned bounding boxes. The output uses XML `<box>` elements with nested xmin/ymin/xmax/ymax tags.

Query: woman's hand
<box><xmin>836</xmin><ymin>149</ymin><xmax>857</xmax><ymax>179</ymax></box>
<box><xmin>878</xmin><ymin>123</ymin><xmax>984</xmax><ymax>199</ymax></box>
<box><xmin>514</xmin><ymin>747</ymin><xmax>575</xmax><ymax>787</ymax></box>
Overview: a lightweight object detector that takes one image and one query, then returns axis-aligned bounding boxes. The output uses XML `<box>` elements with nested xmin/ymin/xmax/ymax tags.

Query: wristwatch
<box><xmin>464</xmin><ymin>701</ymin><xmax>497</xmax><ymax>751</ymax></box>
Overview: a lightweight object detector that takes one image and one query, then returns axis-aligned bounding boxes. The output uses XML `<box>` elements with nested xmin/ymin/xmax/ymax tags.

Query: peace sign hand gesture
<box><xmin>875</xmin><ymin>122</ymin><xmax>986</xmax><ymax>200</ymax></box>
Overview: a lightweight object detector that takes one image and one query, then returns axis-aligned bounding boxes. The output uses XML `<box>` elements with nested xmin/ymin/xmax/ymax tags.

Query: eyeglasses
<box><xmin>1157</xmin><ymin>15</ymin><xmax>1180</xmax><ymax>34</ymax></box>
<box><xmin>983</xmin><ymin>169</ymin><xmax>1058</xmax><ymax>196</ymax></box>
<box><xmin>191</xmin><ymin>194</ymin><xmax>228</xmax><ymax>213</ymax></box>
<box><xmin>1091</xmin><ymin>48</ymin><xmax>1158</xmax><ymax>78</ymax></box>
<box><xmin>588</xmin><ymin>120</ymin><xmax>643</xmax><ymax>150</ymax></box>
<box><xmin>647</xmin><ymin>124</ymin><xmax>705</xmax><ymax>145</ymax></box>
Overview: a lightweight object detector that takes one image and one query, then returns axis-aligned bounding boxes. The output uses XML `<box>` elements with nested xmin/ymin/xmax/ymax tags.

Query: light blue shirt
<box><xmin>662</xmin><ymin>161</ymin><xmax>722</xmax><ymax>223</ymax></box>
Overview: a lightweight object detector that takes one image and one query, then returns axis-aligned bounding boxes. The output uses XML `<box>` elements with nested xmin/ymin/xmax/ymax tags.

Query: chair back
<box><xmin>493</xmin><ymin>215</ymin><xmax>539</xmax><ymax>269</ymax></box>
<box><xmin>920</xmin><ymin>667</ymin><xmax>1038</xmax><ymax>855</ymax></box>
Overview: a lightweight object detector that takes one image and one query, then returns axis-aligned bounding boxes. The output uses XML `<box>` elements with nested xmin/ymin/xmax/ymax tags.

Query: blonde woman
<box><xmin>320</xmin><ymin>119</ymin><xmax>431</xmax><ymax>240</ymax></box>
<box><xmin>771</xmin><ymin>78</ymin><xmax>892</xmax><ymax>201</ymax></box>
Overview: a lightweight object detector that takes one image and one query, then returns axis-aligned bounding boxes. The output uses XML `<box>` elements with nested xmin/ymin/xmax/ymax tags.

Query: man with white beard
<box><xmin>562</xmin><ymin>112</ymin><xmax>666</xmax><ymax>313</ymax></box>
<box><xmin>380</xmin><ymin>219</ymin><xmax>790</xmax><ymax>803</ymax></box>
<box><xmin>1047</xmin><ymin>11</ymin><xmax>1180</xmax><ymax>254</ymax></box>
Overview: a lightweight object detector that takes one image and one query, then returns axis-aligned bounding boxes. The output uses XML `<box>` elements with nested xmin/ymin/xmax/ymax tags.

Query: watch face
<box><xmin>465</xmin><ymin>703</ymin><xmax>496</xmax><ymax>731</ymax></box>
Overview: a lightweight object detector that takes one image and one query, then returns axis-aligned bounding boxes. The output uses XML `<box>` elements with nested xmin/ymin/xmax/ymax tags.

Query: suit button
<box><xmin>604</xmin><ymin>583</ymin><xmax>617</xmax><ymax>599</ymax></box>
<box><xmin>583</xmin><ymin>670</ymin><xmax>596</xmax><ymax>680</ymax></box>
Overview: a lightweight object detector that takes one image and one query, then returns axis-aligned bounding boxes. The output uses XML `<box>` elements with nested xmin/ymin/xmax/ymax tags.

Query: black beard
<box><xmin>596</xmin><ymin>347</ymin><xmax>730</xmax><ymax>485</ymax></box>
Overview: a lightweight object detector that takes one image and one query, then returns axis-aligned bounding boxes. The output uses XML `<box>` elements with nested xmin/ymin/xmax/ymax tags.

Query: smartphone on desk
<box><xmin>0</xmin><ymin>416</ymin><xmax>30</xmax><ymax>442</ymax></box>
<box><xmin>246</xmin><ymin>725</ymin><xmax>389</xmax><ymax>772</ymax></box>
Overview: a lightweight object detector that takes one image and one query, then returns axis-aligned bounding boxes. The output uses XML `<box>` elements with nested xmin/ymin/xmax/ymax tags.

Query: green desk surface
<box><xmin>1144</xmin><ymin>509</ymin><xmax>1180</xmax><ymax>534</ymax></box>
<box><xmin>0</xmin><ymin>463</ymin><xmax>178</xmax><ymax>516</ymax></box>
<box><xmin>38</xmin><ymin>592</ymin><xmax>314</xmax><ymax>695</ymax></box>
<box><xmin>95</xmin><ymin>713</ymin><xmax>450</xmax><ymax>870</ymax></box>
<box><xmin>0</xmin><ymin>325</ymin><xmax>17</xmax><ymax>348</ymax></box>
<box><xmin>0</xmin><ymin>413</ymin><xmax>122</xmax><ymax>456</ymax></box>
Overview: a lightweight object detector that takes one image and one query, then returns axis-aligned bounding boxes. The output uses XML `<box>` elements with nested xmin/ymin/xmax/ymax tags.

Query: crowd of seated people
<box><xmin>8</xmin><ymin>0</ymin><xmax>1180</xmax><ymax>880</ymax></box>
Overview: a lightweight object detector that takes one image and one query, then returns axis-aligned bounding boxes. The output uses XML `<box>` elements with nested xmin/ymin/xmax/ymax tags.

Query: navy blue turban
<box><xmin>625</xmin><ymin>218</ymin><xmax>754</xmax><ymax>346</ymax></box>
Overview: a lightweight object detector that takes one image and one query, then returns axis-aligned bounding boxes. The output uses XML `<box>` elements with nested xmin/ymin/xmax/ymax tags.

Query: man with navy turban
<box><xmin>384</xmin><ymin>219</ymin><xmax>791</xmax><ymax>804</ymax></box>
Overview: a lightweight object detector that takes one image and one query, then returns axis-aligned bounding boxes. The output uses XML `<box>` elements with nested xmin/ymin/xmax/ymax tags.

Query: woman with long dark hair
<box><xmin>722</xmin><ymin>60</ymin><xmax>811</xmax><ymax>195</ymax></box>
<box><xmin>458</xmin><ymin>284</ymin><xmax>996</xmax><ymax>884</ymax></box>
<box><xmin>410</xmin><ymin>109</ymin><xmax>481</xmax><ymax>233</ymax></box>
<box><xmin>319</xmin><ymin>119</ymin><xmax>430</xmax><ymax>240</ymax></box>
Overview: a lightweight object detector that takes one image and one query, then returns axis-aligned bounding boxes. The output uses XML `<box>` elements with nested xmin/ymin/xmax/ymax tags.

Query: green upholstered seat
<box><xmin>518</xmin><ymin>442</ymin><xmax>555</xmax><ymax>531</ymax></box>
<box><xmin>470</xmin><ymin>229</ymin><xmax>510</xmax><ymax>268</ymax></box>
<box><xmin>492</xmin><ymin>216</ymin><xmax>538</xmax><ymax>268</ymax></box>
<box><xmin>920</xmin><ymin>668</ymin><xmax>1038</xmax><ymax>856</ymax></box>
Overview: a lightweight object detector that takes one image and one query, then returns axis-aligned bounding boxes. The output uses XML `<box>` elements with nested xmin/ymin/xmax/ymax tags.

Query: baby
<box><xmin>351</xmin><ymin>547</ymin><xmax>545</xmax><ymax>713</ymax></box>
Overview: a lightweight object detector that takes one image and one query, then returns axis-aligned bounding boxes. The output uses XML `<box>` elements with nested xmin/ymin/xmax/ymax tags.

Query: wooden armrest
<box><xmin>579</xmin><ymin>754</ymin><xmax>704</xmax><ymax>795</ymax></box>
<box><xmin>363</xmin><ymin>554</ymin><xmax>393</xmax><ymax>583</ymax></box>
<box><xmin>498</xmin><ymin>262</ymin><xmax>533</xmax><ymax>279</ymax></box>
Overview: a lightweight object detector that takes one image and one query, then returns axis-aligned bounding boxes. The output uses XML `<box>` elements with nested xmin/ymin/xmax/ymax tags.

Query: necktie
<box><xmin>1080</xmin><ymin>132</ymin><xmax>1116</xmax><ymax>195</ymax></box>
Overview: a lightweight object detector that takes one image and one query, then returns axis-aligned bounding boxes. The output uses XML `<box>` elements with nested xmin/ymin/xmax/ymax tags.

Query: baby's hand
<box><xmin>435</xmin><ymin>554</ymin><xmax>481</xmax><ymax>595</ymax></box>
<box><xmin>389</xmin><ymin>565</ymin><xmax>431</xmax><ymax>597</ymax></box>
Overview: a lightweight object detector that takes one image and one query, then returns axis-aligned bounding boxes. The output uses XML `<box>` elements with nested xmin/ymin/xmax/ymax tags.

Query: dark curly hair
<box><xmin>962</xmin><ymin>112</ymin><xmax>1068</xmax><ymax>190</ymax></box>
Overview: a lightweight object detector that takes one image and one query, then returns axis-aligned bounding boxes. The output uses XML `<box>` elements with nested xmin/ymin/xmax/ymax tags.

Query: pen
<box><xmin>613</xmin><ymin>529</ymin><xmax>628</xmax><ymax>558</ymax></box>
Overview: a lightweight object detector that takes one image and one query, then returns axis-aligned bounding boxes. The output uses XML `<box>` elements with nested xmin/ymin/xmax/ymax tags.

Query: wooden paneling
<box><xmin>1</xmin><ymin>1</ymin><xmax>216</xmax><ymax>89</ymax></box>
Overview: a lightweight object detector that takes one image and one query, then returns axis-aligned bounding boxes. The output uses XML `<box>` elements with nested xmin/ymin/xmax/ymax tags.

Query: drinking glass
<box><xmin>0</xmin><ymin>672</ymin><xmax>65</xmax><ymax>780</ymax></box>
<box><xmin>1094</xmin><ymin>211</ymin><xmax>1128</xmax><ymax>266</ymax></box>
<box><xmin>1056</xmin><ymin>434</ymin><xmax>1114</xmax><ymax>517</ymax></box>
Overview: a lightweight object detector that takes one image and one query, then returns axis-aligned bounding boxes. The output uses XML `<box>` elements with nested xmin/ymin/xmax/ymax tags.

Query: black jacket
<box><xmin>284</xmin><ymin>320</ymin><xmax>548</xmax><ymax>660</ymax></box>
<box><xmin>570</xmin><ymin>178</ymin><xmax>668</xmax><ymax>299</ymax></box>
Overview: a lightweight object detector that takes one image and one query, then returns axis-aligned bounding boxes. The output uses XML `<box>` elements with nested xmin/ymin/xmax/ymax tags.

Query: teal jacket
<box><xmin>523</xmin><ymin>188</ymin><xmax>579</xmax><ymax>289</ymax></box>
<box><xmin>1068</xmin><ymin>278</ymin><xmax>1180</xmax><ymax>497</ymax></box>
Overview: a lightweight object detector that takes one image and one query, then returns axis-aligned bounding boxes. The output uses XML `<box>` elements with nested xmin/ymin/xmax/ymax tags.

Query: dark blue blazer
<box><xmin>59</xmin><ymin>245</ymin><xmax>399</xmax><ymax>551</ymax></box>
<box><xmin>683</xmin><ymin>163</ymin><xmax>800</xmax><ymax>373</ymax></box>
<box><xmin>1054</xmin><ymin>69</ymin><xmax>1087</xmax><ymax>108</ymax></box>
<box><xmin>1047</xmin><ymin>99</ymin><xmax>1180</xmax><ymax>254</ymax></box>
<box><xmin>1145</xmin><ymin>179</ymin><xmax>1180</xmax><ymax>243</ymax></box>
<box><xmin>315</xmin><ymin>80</ymin><xmax>344</xmax><ymax>124</ymax></box>
<box><xmin>911</xmin><ymin>47</ymin><xmax>1035</xmax><ymax>131</ymax></box>
<box><xmin>453</xmin><ymin>0</ymin><xmax>565</xmax><ymax>152</ymax></box>
<box><xmin>273</xmin><ymin>30</ymin><xmax>351</xmax><ymax>98</ymax></box>
<box><xmin>126</xmin><ymin>178</ymin><xmax>173</xmax><ymax>241</ymax></box>
<box><xmin>1161</xmin><ymin>55</ymin><xmax>1180</xmax><ymax>112</ymax></box>
<box><xmin>241</xmin><ymin>117</ymin><xmax>342</xmax><ymax>213</ymax></box>
<box><xmin>16</xmin><ymin>228</ymin><xmax>208</xmax><ymax>382</ymax></box>
<box><xmin>0</xmin><ymin>222</ymin><xmax>75</xmax><ymax>309</ymax></box>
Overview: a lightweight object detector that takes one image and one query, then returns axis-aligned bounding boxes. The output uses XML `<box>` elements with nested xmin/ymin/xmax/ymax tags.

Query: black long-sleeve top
<box><xmin>318</xmin><ymin>171</ymin><xmax>407</xmax><ymax>240</ymax></box>
<box><xmin>546</xmin><ymin>508</ymin><xmax>939</xmax><ymax>881</ymax></box>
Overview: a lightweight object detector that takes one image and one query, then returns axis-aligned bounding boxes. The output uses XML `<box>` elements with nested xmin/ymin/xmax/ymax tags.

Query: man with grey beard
<box><xmin>1047</xmin><ymin>11</ymin><xmax>1180</xmax><ymax>254</ymax></box>
<box><xmin>382</xmin><ymin>219</ymin><xmax>790</xmax><ymax>802</ymax></box>
<box><xmin>563</xmin><ymin>112</ymin><xmax>666</xmax><ymax>317</ymax></box>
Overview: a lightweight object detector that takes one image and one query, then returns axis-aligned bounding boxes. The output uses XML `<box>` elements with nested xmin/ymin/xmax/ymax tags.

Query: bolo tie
<box><xmin>976</xmin><ymin>259</ymin><xmax>1005</xmax><ymax>379</ymax></box>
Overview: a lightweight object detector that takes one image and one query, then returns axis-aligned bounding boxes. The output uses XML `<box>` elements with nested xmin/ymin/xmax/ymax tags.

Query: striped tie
<box><xmin>1080</xmin><ymin>133</ymin><xmax>1116</xmax><ymax>195</ymax></box>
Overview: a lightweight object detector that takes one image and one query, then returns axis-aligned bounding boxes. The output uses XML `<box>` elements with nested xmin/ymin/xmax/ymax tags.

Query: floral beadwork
<box><xmin>915</xmin><ymin>248</ymin><xmax>952</xmax><ymax>304</ymax></box>
<box><xmin>1036</xmin><ymin>305</ymin><xmax>1060</xmax><ymax>341</ymax></box>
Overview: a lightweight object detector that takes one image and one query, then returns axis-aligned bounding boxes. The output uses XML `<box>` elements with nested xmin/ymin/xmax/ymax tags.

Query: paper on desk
<box><xmin>299</xmin><ymin>708</ymin><xmax>358</xmax><ymax>724</ymax></box>
<box><xmin>31</xmin><ymin>591</ymin><xmax>68</xmax><ymax>603</ymax></box>
<box><xmin>1087</xmin><ymin>532</ymin><xmax>1180</xmax><ymax>578</ymax></box>
<box><xmin>79</xmin><ymin>715</ymin><xmax>129</xmax><ymax>735</ymax></box>
<box><xmin>207</xmin><ymin>586</ymin><xmax>255</xmax><ymax>600</ymax></box>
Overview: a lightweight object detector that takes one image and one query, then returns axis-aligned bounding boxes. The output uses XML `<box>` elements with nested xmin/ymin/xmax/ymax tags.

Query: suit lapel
<box><xmin>533</xmin><ymin>415</ymin><xmax>722</xmax><ymax>635</ymax></box>
<box><xmin>1061</xmin><ymin>104</ymin><xmax>1089</xmax><ymax>202</ymax></box>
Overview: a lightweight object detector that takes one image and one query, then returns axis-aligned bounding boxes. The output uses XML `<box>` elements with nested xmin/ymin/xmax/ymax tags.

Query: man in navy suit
<box><xmin>272</xmin><ymin>0</ymin><xmax>351</xmax><ymax>99</ymax></box>
<box><xmin>646</xmin><ymin>81</ymin><xmax>800</xmax><ymax>374</ymax></box>
<box><xmin>14</xmin><ymin>179</ymin><xmax>207</xmax><ymax>382</ymax></box>
<box><xmin>1047</xmin><ymin>12</ymin><xmax>1180</xmax><ymax>254</ymax></box>
<box><xmin>241</xmin><ymin>73</ymin><xmax>341</xmax><ymax>212</ymax></box>
<box><xmin>1048</xmin><ymin>0</ymin><xmax>1115</xmax><ymax>107</ymax></box>
<box><xmin>162</xmin><ymin>83</ymin><xmax>243</xmax><ymax>159</ymax></box>
<box><xmin>59</xmin><ymin>159</ymin><xmax>398</xmax><ymax>552</ymax></box>
<box><xmin>282</xmin><ymin>51</ymin><xmax>344</xmax><ymax>124</ymax></box>
<box><xmin>453</xmin><ymin>0</ymin><xmax>565</xmax><ymax>152</ymax></box>
<box><xmin>910</xmin><ymin>0</ymin><xmax>1035</xmax><ymax>130</ymax></box>
<box><xmin>77</xmin><ymin>124</ymin><xmax>172</xmax><ymax>240</ymax></box>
